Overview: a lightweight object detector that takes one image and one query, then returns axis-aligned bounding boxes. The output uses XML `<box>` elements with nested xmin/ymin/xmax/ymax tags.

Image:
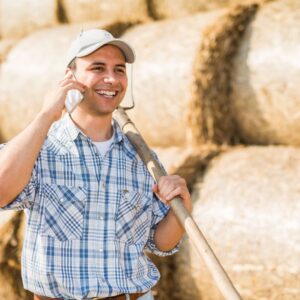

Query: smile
<box><xmin>95</xmin><ymin>89</ymin><xmax>118</xmax><ymax>98</ymax></box>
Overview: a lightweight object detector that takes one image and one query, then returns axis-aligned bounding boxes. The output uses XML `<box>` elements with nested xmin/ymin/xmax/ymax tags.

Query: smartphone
<box><xmin>65</xmin><ymin>89</ymin><xmax>84</xmax><ymax>113</ymax></box>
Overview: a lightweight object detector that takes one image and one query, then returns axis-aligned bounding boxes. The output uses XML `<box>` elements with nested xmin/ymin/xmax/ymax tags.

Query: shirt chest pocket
<box><xmin>115</xmin><ymin>189</ymin><xmax>152</xmax><ymax>245</ymax></box>
<box><xmin>41</xmin><ymin>184</ymin><xmax>86</xmax><ymax>241</ymax></box>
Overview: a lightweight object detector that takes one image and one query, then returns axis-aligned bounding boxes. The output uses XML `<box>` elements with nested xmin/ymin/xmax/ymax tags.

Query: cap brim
<box><xmin>76</xmin><ymin>39</ymin><xmax>135</xmax><ymax>63</ymax></box>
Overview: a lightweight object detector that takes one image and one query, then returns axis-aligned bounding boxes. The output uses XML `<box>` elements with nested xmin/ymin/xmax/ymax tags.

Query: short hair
<box><xmin>68</xmin><ymin>59</ymin><xmax>76</xmax><ymax>70</ymax></box>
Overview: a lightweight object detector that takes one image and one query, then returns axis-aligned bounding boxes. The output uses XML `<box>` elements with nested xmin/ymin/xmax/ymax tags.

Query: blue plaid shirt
<box><xmin>0</xmin><ymin>114</ymin><xmax>178</xmax><ymax>299</ymax></box>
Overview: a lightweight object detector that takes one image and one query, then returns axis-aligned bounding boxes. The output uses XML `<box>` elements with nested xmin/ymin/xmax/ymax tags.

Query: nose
<box><xmin>103</xmin><ymin>73</ymin><xmax>116</xmax><ymax>84</ymax></box>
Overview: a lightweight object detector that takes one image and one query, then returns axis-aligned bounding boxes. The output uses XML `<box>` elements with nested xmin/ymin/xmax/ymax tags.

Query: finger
<box><xmin>165</xmin><ymin>186</ymin><xmax>184</xmax><ymax>201</ymax></box>
<box><xmin>63</xmin><ymin>82</ymin><xmax>86</xmax><ymax>93</ymax></box>
<box><xmin>158</xmin><ymin>180</ymin><xmax>179</xmax><ymax>199</ymax></box>
<box><xmin>152</xmin><ymin>184</ymin><xmax>159</xmax><ymax>194</ymax></box>
<box><xmin>157</xmin><ymin>176</ymin><xmax>174</xmax><ymax>195</ymax></box>
<box><xmin>59</xmin><ymin>73</ymin><xmax>73</xmax><ymax>84</ymax></box>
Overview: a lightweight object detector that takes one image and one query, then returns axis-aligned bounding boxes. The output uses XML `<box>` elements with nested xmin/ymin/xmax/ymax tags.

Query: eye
<box><xmin>91</xmin><ymin>66</ymin><xmax>105</xmax><ymax>72</ymax></box>
<box><xmin>115</xmin><ymin>67</ymin><xmax>126</xmax><ymax>74</ymax></box>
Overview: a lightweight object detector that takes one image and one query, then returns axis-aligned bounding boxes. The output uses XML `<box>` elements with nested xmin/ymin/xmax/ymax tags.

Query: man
<box><xmin>0</xmin><ymin>29</ymin><xmax>192</xmax><ymax>300</ymax></box>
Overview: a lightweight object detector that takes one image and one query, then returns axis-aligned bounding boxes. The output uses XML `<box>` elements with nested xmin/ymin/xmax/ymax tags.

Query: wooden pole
<box><xmin>114</xmin><ymin>107</ymin><xmax>242</xmax><ymax>300</ymax></box>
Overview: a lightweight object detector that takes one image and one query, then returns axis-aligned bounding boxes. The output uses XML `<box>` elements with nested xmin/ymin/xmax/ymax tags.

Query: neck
<box><xmin>70</xmin><ymin>111</ymin><xmax>113</xmax><ymax>142</ymax></box>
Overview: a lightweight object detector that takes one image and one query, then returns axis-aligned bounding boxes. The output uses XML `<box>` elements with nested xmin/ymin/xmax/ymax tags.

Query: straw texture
<box><xmin>0</xmin><ymin>0</ymin><xmax>58</xmax><ymax>39</ymax></box>
<box><xmin>188</xmin><ymin>3</ymin><xmax>258</xmax><ymax>147</ymax></box>
<box><xmin>123</xmin><ymin>4</ymin><xmax>257</xmax><ymax>148</ymax></box>
<box><xmin>151</xmin><ymin>0</ymin><xmax>260</xmax><ymax>19</ymax></box>
<box><xmin>231</xmin><ymin>0</ymin><xmax>300</xmax><ymax>145</ymax></box>
<box><xmin>0</xmin><ymin>39</ymin><xmax>17</xmax><ymax>63</ymax></box>
<box><xmin>0</xmin><ymin>21</ymin><xmax>136</xmax><ymax>142</ymax></box>
<box><xmin>173</xmin><ymin>146</ymin><xmax>300</xmax><ymax>299</ymax></box>
<box><xmin>122</xmin><ymin>11</ymin><xmax>225</xmax><ymax>148</ymax></box>
<box><xmin>0</xmin><ymin>212</ymin><xmax>30</xmax><ymax>300</ymax></box>
<box><xmin>61</xmin><ymin>0</ymin><xmax>149</xmax><ymax>23</ymax></box>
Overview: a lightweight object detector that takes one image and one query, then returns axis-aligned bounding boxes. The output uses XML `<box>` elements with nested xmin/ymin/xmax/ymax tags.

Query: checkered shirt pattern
<box><xmin>0</xmin><ymin>114</ymin><xmax>178</xmax><ymax>299</ymax></box>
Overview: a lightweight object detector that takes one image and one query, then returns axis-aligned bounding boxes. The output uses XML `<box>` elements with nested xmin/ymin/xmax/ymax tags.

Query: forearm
<box><xmin>0</xmin><ymin>111</ymin><xmax>54</xmax><ymax>207</ymax></box>
<box><xmin>154</xmin><ymin>209</ymin><xmax>185</xmax><ymax>252</ymax></box>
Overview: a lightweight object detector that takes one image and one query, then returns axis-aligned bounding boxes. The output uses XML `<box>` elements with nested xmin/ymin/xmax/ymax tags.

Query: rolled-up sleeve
<box><xmin>145</xmin><ymin>194</ymin><xmax>181</xmax><ymax>256</ymax></box>
<box><xmin>0</xmin><ymin>144</ymin><xmax>36</xmax><ymax>211</ymax></box>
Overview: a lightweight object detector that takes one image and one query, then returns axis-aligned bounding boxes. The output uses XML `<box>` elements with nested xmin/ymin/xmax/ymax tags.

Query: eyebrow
<box><xmin>89</xmin><ymin>62</ymin><xmax>126</xmax><ymax>68</ymax></box>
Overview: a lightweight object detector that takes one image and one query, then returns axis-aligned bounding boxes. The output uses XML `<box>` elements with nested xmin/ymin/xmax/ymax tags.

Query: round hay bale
<box><xmin>122</xmin><ymin>4</ymin><xmax>257</xmax><ymax>148</ymax></box>
<box><xmin>173</xmin><ymin>146</ymin><xmax>300</xmax><ymax>299</ymax></box>
<box><xmin>0</xmin><ymin>211</ymin><xmax>30</xmax><ymax>300</ymax></box>
<box><xmin>122</xmin><ymin>11</ymin><xmax>226</xmax><ymax>148</ymax></box>
<box><xmin>0</xmin><ymin>0</ymin><xmax>58</xmax><ymax>39</ymax></box>
<box><xmin>0</xmin><ymin>21</ymin><xmax>135</xmax><ymax>141</ymax></box>
<box><xmin>61</xmin><ymin>0</ymin><xmax>149</xmax><ymax>23</ymax></box>
<box><xmin>150</xmin><ymin>0</ymin><xmax>260</xmax><ymax>19</ymax></box>
<box><xmin>231</xmin><ymin>0</ymin><xmax>300</xmax><ymax>145</ymax></box>
<box><xmin>153</xmin><ymin>144</ymin><xmax>223</xmax><ymax>188</ymax></box>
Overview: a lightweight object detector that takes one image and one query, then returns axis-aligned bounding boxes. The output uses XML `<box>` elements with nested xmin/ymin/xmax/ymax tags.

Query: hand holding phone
<box><xmin>65</xmin><ymin>89</ymin><xmax>84</xmax><ymax>113</ymax></box>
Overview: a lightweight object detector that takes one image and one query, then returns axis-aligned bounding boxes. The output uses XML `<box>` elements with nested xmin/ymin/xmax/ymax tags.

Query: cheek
<box><xmin>82</xmin><ymin>78</ymin><xmax>95</xmax><ymax>88</ymax></box>
<box><xmin>76</xmin><ymin>72</ymin><xmax>94</xmax><ymax>87</ymax></box>
<box><xmin>121</xmin><ymin>78</ymin><xmax>128</xmax><ymax>91</ymax></box>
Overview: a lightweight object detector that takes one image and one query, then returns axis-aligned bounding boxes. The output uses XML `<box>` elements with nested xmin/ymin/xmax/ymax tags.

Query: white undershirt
<box><xmin>92</xmin><ymin>130</ymin><xmax>115</xmax><ymax>158</ymax></box>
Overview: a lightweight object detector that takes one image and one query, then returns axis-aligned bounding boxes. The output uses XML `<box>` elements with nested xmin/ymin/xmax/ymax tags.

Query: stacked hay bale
<box><xmin>169</xmin><ymin>1</ymin><xmax>300</xmax><ymax>299</ymax></box>
<box><xmin>0</xmin><ymin>211</ymin><xmax>30</xmax><ymax>300</ymax></box>
<box><xmin>149</xmin><ymin>0</ymin><xmax>262</xmax><ymax>19</ymax></box>
<box><xmin>61</xmin><ymin>0</ymin><xmax>150</xmax><ymax>23</ymax></box>
<box><xmin>231</xmin><ymin>0</ymin><xmax>300</xmax><ymax>145</ymax></box>
<box><xmin>122</xmin><ymin>10</ymin><xmax>225</xmax><ymax>148</ymax></box>
<box><xmin>0</xmin><ymin>0</ymin><xmax>59</xmax><ymax>62</ymax></box>
<box><xmin>174</xmin><ymin>146</ymin><xmax>300</xmax><ymax>299</ymax></box>
<box><xmin>0</xmin><ymin>0</ymin><xmax>58</xmax><ymax>39</ymax></box>
<box><xmin>122</xmin><ymin>4</ymin><xmax>256</xmax><ymax>149</ymax></box>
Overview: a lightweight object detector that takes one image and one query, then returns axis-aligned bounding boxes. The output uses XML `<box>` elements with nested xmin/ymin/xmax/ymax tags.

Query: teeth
<box><xmin>97</xmin><ymin>90</ymin><xmax>117</xmax><ymax>97</ymax></box>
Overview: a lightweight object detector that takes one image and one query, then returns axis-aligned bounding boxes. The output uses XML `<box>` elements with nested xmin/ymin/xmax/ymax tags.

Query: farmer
<box><xmin>0</xmin><ymin>29</ymin><xmax>192</xmax><ymax>300</ymax></box>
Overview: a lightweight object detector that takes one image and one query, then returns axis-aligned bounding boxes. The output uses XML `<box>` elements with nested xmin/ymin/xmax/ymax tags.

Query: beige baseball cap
<box><xmin>66</xmin><ymin>29</ymin><xmax>135</xmax><ymax>66</ymax></box>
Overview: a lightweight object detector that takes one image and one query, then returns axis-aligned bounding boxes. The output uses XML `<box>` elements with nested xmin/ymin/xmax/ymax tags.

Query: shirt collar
<box><xmin>60</xmin><ymin>114</ymin><xmax>136</xmax><ymax>157</ymax></box>
<box><xmin>62</xmin><ymin>113</ymin><xmax>83</xmax><ymax>141</ymax></box>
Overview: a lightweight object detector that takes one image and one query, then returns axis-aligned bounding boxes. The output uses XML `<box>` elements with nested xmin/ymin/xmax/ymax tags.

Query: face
<box><xmin>70</xmin><ymin>45</ymin><xmax>128</xmax><ymax>116</ymax></box>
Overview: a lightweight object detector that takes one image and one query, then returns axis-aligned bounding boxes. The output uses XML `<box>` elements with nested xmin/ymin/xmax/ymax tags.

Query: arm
<box><xmin>152</xmin><ymin>175</ymin><xmax>192</xmax><ymax>252</ymax></box>
<box><xmin>0</xmin><ymin>73</ymin><xmax>85</xmax><ymax>207</ymax></box>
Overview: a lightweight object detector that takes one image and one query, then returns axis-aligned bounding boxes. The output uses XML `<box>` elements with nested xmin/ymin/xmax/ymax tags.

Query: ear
<box><xmin>65</xmin><ymin>68</ymin><xmax>73</xmax><ymax>76</ymax></box>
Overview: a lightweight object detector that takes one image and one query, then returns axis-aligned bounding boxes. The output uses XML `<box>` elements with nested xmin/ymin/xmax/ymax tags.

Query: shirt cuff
<box><xmin>145</xmin><ymin>223</ymin><xmax>181</xmax><ymax>256</ymax></box>
<box><xmin>0</xmin><ymin>189</ymin><xmax>34</xmax><ymax>211</ymax></box>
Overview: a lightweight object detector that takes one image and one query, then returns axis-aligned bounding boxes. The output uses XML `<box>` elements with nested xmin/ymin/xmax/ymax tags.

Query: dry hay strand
<box><xmin>150</xmin><ymin>0</ymin><xmax>262</xmax><ymax>19</ymax></box>
<box><xmin>0</xmin><ymin>211</ymin><xmax>31</xmax><ymax>300</ymax></box>
<box><xmin>0</xmin><ymin>0</ymin><xmax>58</xmax><ymax>39</ymax></box>
<box><xmin>173</xmin><ymin>146</ymin><xmax>300</xmax><ymax>300</ymax></box>
<box><xmin>231</xmin><ymin>0</ymin><xmax>300</xmax><ymax>145</ymax></box>
<box><xmin>188</xmin><ymin>3</ymin><xmax>258</xmax><ymax>147</ymax></box>
<box><xmin>122</xmin><ymin>10</ymin><xmax>226</xmax><ymax>148</ymax></box>
<box><xmin>61</xmin><ymin>0</ymin><xmax>150</xmax><ymax>24</ymax></box>
<box><xmin>0</xmin><ymin>20</ymin><xmax>137</xmax><ymax>142</ymax></box>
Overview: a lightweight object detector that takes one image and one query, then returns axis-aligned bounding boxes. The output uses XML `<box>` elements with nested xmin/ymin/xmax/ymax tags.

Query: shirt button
<box><xmin>100</xmin><ymin>181</ymin><xmax>105</xmax><ymax>190</ymax></box>
<box><xmin>123</xmin><ymin>189</ymin><xmax>129</xmax><ymax>199</ymax></box>
<box><xmin>99</xmin><ymin>214</ymin><xmax>104</xmax><ymax>220</ymax></box>
<box><xmin>99</xmin><ymin>248</ymin><xmax>104</xmax><ymax>252</ymax></box>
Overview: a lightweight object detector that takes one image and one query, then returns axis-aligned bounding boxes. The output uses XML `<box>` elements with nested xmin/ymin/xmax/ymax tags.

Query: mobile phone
<box><xmin>65</xmin><ymin>89</ymin><xmax>84</xmax><ymax>113</ymax></box>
